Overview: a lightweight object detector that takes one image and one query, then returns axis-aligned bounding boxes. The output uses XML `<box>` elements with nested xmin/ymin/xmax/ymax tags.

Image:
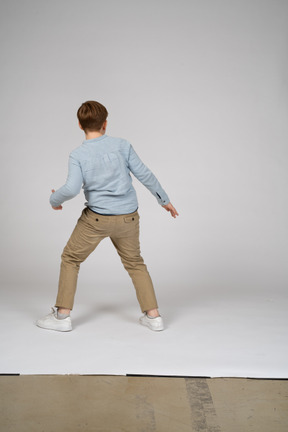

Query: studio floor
<box><xmin>1</xmin><ymin>284</ymin><xmax>288</xmax><ymax>431</ymax></box>
<box><xmin>1</xmin><ymin>284</ymin><xmax>287</xmax><ymax>378</ymax></box>
<box><xmin>1</xmin><ymin>375</ymin><xmax>288</xmax><ymax>432</ymax></box>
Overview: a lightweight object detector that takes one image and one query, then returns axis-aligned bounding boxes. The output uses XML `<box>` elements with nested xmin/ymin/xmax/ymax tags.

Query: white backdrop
<box><xmin>0</xmin><ymin>0</ymin><xmax>287</xmax><ymax>308</ymax></box>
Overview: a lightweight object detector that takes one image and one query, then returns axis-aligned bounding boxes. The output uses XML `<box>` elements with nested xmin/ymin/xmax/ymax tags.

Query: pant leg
<box><xmin>110</xmin><ymin>212</ymin><xmax>158</xmax><ymax>313</ymax></box>
<box><xmin>55</xmin><ymin>208</ymin><xmax>107</xmax><ymax>310</ymax></box>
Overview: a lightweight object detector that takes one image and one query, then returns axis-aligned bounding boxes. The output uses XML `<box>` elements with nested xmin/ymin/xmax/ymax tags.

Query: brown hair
<box><xmin>77</xmin><ymin>101</ymin><xmax>108</xmax><ymax>132</ymax></box>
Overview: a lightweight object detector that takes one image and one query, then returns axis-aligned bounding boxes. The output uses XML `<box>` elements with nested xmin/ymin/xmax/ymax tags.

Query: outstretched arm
<box><xmin>128</xmin><ymin>145</ymin><xmax>170</xmax><ymax>206</ymax></box>
<box><xmin>162</xmin><ymin>202</ymin><xmax>179</xmax><ymax>218</ymax></box>
<box><xmin>49</xmin><ymin>155</ymin><xmax>83</xmax><ymax>210</ymax></box>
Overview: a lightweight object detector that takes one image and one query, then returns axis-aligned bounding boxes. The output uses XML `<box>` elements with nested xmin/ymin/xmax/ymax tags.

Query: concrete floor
<box><xmin>1</xmin><ymin>376</ymin><xmax>287</xmax><ymax>431</ymax></box>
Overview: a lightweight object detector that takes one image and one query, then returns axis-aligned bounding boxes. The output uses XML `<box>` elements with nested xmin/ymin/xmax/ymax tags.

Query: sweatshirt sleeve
<box><xmin>49</xmin><ymin>154</ymin><xmax>83</xmax><ymax>207</ymax></box>
<box><xmin>127</xmin><ymin>144</ymin><xmax>169</xmax><ymax>206</ymax></box>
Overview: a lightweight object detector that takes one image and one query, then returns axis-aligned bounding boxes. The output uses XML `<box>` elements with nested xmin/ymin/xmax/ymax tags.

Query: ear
<box><xmin>78</xmin><ymin>121</ymin><xmax>83</xmax><ymax>130</ymax></box>
<box><xmin>102</xmin><ymin>120</ymin><xmax>108</xmax><ymax>131</ymax></box>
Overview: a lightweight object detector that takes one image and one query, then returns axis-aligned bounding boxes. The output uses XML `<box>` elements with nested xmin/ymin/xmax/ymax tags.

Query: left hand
<box><xmin>51</xmin><ymin>189</ymin><xmax>63</xmax><ymax>210</ymax></box>
<box><xmin>162</xmin><ymin>202</ymin><xmax>179</xmax><ymax>218</ymax></box>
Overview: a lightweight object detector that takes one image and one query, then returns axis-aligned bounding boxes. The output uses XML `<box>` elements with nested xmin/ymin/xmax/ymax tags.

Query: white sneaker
<box><xmin>139</xmin><ymin>313</ymin><xmax>164</xmax><ymax>331</ymax></box>
<box><xmin>36</xmin><ymin>307</ymin><xmax>72</xmax><ymax>332</ymax></box>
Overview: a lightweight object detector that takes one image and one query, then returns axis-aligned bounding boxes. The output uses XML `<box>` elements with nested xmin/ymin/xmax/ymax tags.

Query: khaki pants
<box><xmin>55</xmin><ymin>208</ymin><xmax>158</xmax><ymax>312</ymax></box>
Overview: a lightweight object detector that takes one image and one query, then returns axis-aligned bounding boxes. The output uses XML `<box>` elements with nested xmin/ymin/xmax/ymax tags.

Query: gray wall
<box><xmin>0</xmin><ymin>0</ymin><xmax>287</xmax><ymax>301</ymax></box>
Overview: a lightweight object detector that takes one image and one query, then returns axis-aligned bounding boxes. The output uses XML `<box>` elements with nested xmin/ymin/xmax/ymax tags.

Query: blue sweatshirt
<box><xmin>50</xmin><ymin>134</ymin><xmax>170</xmax><ymax>215</ymax></box>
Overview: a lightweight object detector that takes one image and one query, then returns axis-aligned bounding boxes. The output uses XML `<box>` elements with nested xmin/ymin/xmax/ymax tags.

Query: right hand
<box><xmin>162</xmin><ymin>202</ymin><xmax>179</xmax><ymax>218</ymax></box>
<box><xmin>51</xmin><ymin>189</ymin><xmax>63</xmax><ymax>210</ymax></box>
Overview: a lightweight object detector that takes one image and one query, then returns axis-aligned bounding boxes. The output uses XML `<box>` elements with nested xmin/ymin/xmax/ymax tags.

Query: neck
<box><xmin>85</xmin><ymin>129</ymin><xmax>106</xmax><ymax>140</ymax></box>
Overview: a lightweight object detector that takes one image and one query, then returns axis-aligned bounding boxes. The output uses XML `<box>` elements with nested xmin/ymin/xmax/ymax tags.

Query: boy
<box><xmin>36</xmin><ymin>101</ymin><xmax>178</xmax><ymax>332</ymax></box>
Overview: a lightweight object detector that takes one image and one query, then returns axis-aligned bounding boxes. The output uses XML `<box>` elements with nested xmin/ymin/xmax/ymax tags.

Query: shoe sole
<box><xmin>35</xmin><ymin>321</ymin><xmax>72</xmax><ymax>332</ymax></box>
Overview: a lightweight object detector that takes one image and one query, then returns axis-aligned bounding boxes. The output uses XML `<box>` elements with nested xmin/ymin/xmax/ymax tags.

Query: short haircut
<box><xmin>77</xmin><ymin>101</ymin><xmax>108</xmax><ymax>132</ymax></box>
